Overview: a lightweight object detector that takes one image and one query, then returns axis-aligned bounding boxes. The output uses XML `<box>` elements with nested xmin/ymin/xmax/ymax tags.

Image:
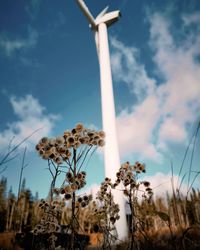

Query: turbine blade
<box><xmin>76</xmin><ymin>0</ymin><xmax>96</xmax><ymax>29</ymax></box>
<box><xmin>95</xmin><ymin>6</ymin><xmax>109</xmax><ymax>21</ymax></box>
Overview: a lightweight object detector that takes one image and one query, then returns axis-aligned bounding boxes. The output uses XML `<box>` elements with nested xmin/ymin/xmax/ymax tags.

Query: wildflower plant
<box><xmin>34</xmin><ymin>199</ymin><xmax>64</xmax><ymax>235</ymax></box>
<box><xmin>114</xmin><ymin>161</ymin><xmax>153</xmax><ymax>201</ymax></box>
<box><xmin>113</xmin><ymin>161</ymin><xmax>153</xmax><ymax>249</ymax></box>
<box><xmin>96</xmin><ymin>178</ymin><xmax>120</xmax><ymax>227</ymax></box>
<box><xmin>95</xmin><ymin>178</ymin><xmax>120</xmax><ymax>247</ymax></box>
<box><xmin>34</xmin><ymin>124</ymin><xmax>105</xmax><ymax>248</ymax></box>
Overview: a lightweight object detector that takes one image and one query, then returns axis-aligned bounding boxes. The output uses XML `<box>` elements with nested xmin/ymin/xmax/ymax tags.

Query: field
<box><xmin>0</xmin><ymin>225</ymin><xmax>200</xmax><ymax>250</ymax></box>
<box><xmin>0</xmin><ymin>125</ymin><xmax>200</xmax><ymax>249</ymax></box>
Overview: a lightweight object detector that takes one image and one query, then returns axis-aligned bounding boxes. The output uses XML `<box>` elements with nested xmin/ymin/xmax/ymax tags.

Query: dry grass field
<box><xmin>0</xmin><ymin>232</ymin><xmax>22</xmax><ymax>250</ymax></box>
<box><xmin>0</xmin><ymin>226</ymin><xmax>200</xmax><ymax>250</ymax></box>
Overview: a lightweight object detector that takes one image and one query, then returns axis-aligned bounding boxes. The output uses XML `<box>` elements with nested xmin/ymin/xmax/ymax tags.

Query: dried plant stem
<box><xmin>171</xmin><ymin>161</ymin><xmax>181</xmax><ymax>229</ymax></box>
<box><xmin>70</xmin><ymin>148</ymin><xmax>77</xmax><ymax>250</ymax></box>
<box><xmin>17</xmin><ymin>147</ymin><xmax>28</xmax><ymax>203</ymax></box>
<box><xmin>187</xmin><ymin>122</ymin><xmax>200</xmax><ymax>195</ymax></box>
<box><xmin>129</xmin><ymin>193</ymin><xmax>135</xmax><ymax>250</ymax></box>
<box><xmin>0</xmin><ymin>128</ymin><xmax>41</xmax><ymax>174</ymax></box>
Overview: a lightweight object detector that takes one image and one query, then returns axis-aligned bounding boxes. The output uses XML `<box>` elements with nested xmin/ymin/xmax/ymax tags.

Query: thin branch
<box><xmin>48</xmin><ymin>160</ymin><xmax>54</xmax><ymax>179</ymax></box>
<box><xmin>177</xmin><ymin>133</ymin><xmax>193</xmax><ymax>186</ymax></box>
<box><xmin>7</xmin><ymin>136</ymin><xmax>15</xmax><ymax>152</ymax></box>
<box><xmin>0</xmin><ymin>165</ymin><xmax>8</xmax><ymax>175</ymax></box>
<box><xmin>187</xmin><ymin>171</ymin><xmax>200</xmax><ymax>196</ymax></box>
<box><xmin>51</xmin><ymin>159</ymin><xmax>57</xmax><ymax>172</ymax></box>
<box><xmin>170</xmin><ymin>160</ymin><xmax>175</xmax><ymax>195</ymax></box>
<box><xmin>187</xmin><ymin>122</ymin><xmax>200</xmax><ymax>192</ymax></box>
<box><xmin>152</xmin><ymin>181</ymin><xmax>170</xmax><ymax>190</ymax></box>
<box><xmin>76</xmin><ymin>145</ymin><xmax>88</xmax><ymax>163</ymax></box>
<box><xmin>0</xmin><ymin>127</ymin><xmax>42</xmax><ymax>174</ymax></box>
<box><xmin>177</xmin><ymin>121</ymin><xmax>200</xmax><ymax>190</ymax></box>
<box><xmin>2</xmin><ymin>153</ymin><xmax>20</xmax><ymax>165</ymax></box>
<box><xmin>178</xmin><ymin>170</ymin><xmax>200</xmax><ymax>194</ymax></box>
<box><xmin>83</xmin><ymin>146</ymin><xmax>97</xmax><ymax>171</ymax></box>
<box><xmin>77</xmin><ymin>145</ymin><xmax>93</xmax><ymax>172</ymax></box>
<box><xmin>17</xmin><ymin>147</ymin><xmax>28</xmax><ymax>202</ymax></box>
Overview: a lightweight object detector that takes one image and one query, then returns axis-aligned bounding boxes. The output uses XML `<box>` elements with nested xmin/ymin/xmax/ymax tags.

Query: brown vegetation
<box><xmin>0</xmin><ymin>232</ymin><xmax>22</xmax><ymax>250</ymax></box>
<box><xmin>0</xmin><ymin>123</ymin><xmax>199</xmax><ymax>249</ymax></box>
<box><xmin>0</xmin><ymin>180</ymin><xmax>200</xmax><ymax>249</ymax></box>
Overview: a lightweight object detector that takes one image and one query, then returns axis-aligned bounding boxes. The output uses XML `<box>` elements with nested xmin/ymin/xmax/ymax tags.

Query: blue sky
<box><xmin>0</xmin><ymin>0</ymin><xmax>200</xmax><ymax>198</ymax></box>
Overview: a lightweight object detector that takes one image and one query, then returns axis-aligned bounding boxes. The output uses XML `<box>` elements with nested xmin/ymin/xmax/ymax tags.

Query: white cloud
<box><xmin>0</xmin><ymin>28</ymin><xmax>38</xmax><ymax>56</ymax></box>
<box><xmin>150</xmin><ymin>13</ymin><xmax>200</xmax><ymax>147</ymax></box>
<box><xmin>10</xmin><ymin>95</ymin><xmax>44</xmax><ymax>119</ymax></box>
<box><xmin>144</xmin><ymin>172</ymin><xmax>187</xmax><ymax>198</ymax></box>
<box><xmin>111</xmin><ymin>11</ymin><xmax>200</xmax><ymax>162</ymax></box>
<box><xmin>117</xmin><ymin>95</ymin><xmax>162</xmax><ymax>161</ymax></box>
<box><xmin>78</xmin><ymin>183</ymin><xmax>100</xmax><ymax>197</ymax></box>
<box><xmin>111</xmin><ymin>37</ymin><xmax>156</xmax><ymax>100</ymax></box>
<box><xmin>182</xmin><ymin>12</ymin><xmax>200</xmax><ymax>26</ymax></box>
<box><xmin>25</xmin><ymin>0</ymin><xmax>41</xmax><ymax>20</ymax></box>
<box><xmin>0</xmin><ymin>95</ymin><xmax>59</xmax><ymax>150</ymax></box>
<box><xmin>158</xmin><ymin>118</ymin><xmax>186</xmax><ymax>143</ymax></box>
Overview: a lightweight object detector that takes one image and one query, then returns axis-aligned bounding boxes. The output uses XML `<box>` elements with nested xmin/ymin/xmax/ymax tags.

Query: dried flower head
<box><xmin>67</xmin><ymin>136</ymin><xmax>75</xmax><ymax>145</ymax></box>
<box><xmin>64</xmin><ymin>193</ymin><xmax>72</xmax><ymax>200</ymax></box>
<box><xmin>66</xmin><ymin>172</ymin><xmax>73</xmax><ymax>180</ymax></box>
<box><xmin>55</xmin><ymin>136</ymin><xmax>64</xmax><ymax>145</ymax></box>
<box><xmin>77</xmin><ymin>197</ymin><xmax>83</xmax><ymax>203</ymax></box>
<box><xmin>63</xmin><ymin>130</ymin><xmax>71</xmax><ymax>138</ymax></box>
<box><xmin>83</xmin><ymin>195</ymin><xmax>89</xmax><ymax>201</ymax></box>
<box><xmin>143</xmin><ymin>181</ymin><xmax>150</xmax><ymax>187</ymax></box>
<box><xmin>76</xmin><ymin>123</ymin><xmax>84</xmax><ymax>132</ymax></box>
<box><xmin>98</xmin><ymin>131</ymin><xmax>105</xmax><ymax>138</ymax></box>
<box><xmin>81</xmin><ymin>201</ymin><xmax>86</xmax><ymax>207</ymax></box>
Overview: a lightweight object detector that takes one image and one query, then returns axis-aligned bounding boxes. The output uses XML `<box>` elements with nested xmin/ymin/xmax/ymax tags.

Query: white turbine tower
<box><xmin>76</xmin><ymin>0</ymin><xmax>128</xmax><ymax>240</ymax></box>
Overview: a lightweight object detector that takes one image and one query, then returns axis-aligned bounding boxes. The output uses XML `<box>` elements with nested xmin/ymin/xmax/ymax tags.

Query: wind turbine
<box><xmin>76</xmin><ymin>0</ymin><xmax>128</xmax><ymax>240</ymax></box>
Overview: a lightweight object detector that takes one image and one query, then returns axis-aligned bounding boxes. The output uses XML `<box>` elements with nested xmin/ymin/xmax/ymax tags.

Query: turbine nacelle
<box><xmin>95</xmin><ymin>11</ymin><xmax>121</xmax><ymax>27</ymax></box>
<box><xmin>76</xmin><ymin>0</ymin><xmax>121</xmax><ymax>29</ymax></box>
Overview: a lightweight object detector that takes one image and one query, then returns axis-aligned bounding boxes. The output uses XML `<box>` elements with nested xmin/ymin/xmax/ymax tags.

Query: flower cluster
<box><xmin>33</xmin><ymin>199</ymin><xmax>65</xmax><ymax>235</ymax></box>
<box><xmin>66</xmin><ymin>170</ymin><xmax>87</xmax><ymax>190</ymax></box>
<box><xmin>76</xmin><ymin>194</ymin><xmax>93</xmax><ymax>208</ymax></box>
<box><xmin>113</xmin><ymin>161</ymin><xmax>153</xmax><ymax>200</ymax></box>
<box><xmin>35</xmin><ymin>124</ymin><xmax>105</xmax><ymax>165</ymax></box>
<box><xmin>53</xmin><ymin>170</ymin><xmax>87</xmax><ymax>201</ymax></box>
<box><xmin>34</xmin><ymin>124</ymin><xmax>106</xmax><ymax>249</ymax></box>
<box><xmin>141</xmin><ymin>181</ymin><xmax>153</xmax><ymax>198</ymax></box>
<box><xmin>96</xmin><ymin>178</ymin><xmax>120</xmax><ymax>229</ymax></box>
<box><xmin>114</xmin><ymin>161</ymin><xmax>145</xmax><ymax>187</ymax></box>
